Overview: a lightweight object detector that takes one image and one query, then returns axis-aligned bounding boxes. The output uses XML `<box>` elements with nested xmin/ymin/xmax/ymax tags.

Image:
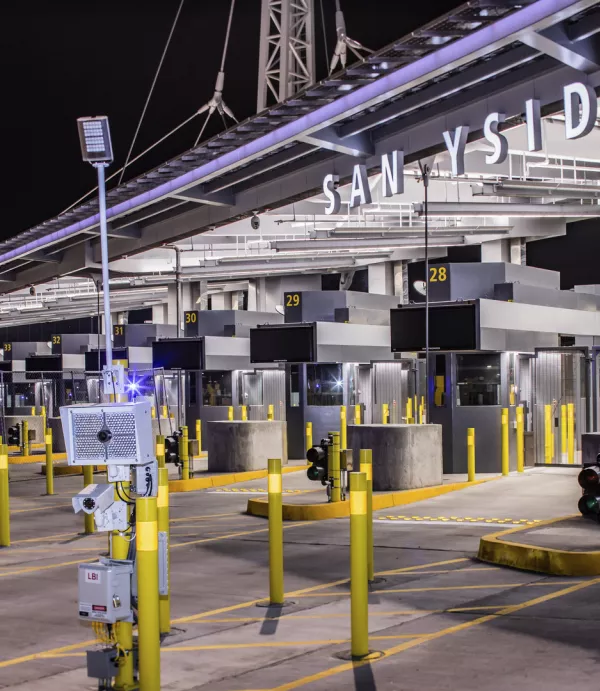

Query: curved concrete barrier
<box><xmin>207</xmin><ymin>421</ymin><xmax>287</xmax><ymax>473</ymax></box>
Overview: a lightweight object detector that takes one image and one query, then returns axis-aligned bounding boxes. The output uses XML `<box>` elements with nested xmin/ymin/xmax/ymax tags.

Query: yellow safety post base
<box><xmin>45</xmin><ymin>428</ymin><xmax>54</xmax><ymax>496</ymax></box>
<box><xmin>516</xmin><ymin>406</ymin><xmax>524</xmax><ymax>473</ymax></box>
<box><xmin>359</xmin><ymin>450</ymin><xmax>374</xmax><ymax>582</ymax></box>
<box><xmin>501</xmin><ymin>408</ymin><xmax>509</xmax><ymax>476</ymax></box>
<box><xmin>330</xmin><ymin>431</ymin><xmax>342</xmax><ymax>503</ymax></box>
<box><xmin>136</xmin><ymin>497</ymin><xmax>161</xmax><ymax>691</ymax></box>
<box><xmin>83</xmin><ymin>466</ymin><xmax>95</xmax><ymax>535</ymax></box>
<box><xmin>0</xmin><ymin>444</ymin><xmax>9</xmax><ymax>547</ymax></box>
<box><xmin>567</xmin><ymin>403</ymin><xmax>575</xmax><ymax>464</ymax></box>
<box><xmin>340</xmin><ymin>405</ymin><xmax>347</xmax><ymax>451</ymax></box>
<box><xmin>467</xmin><ymin>428</ymin><xmax>476</xmax><ymax>483</ymax></box>
<box><xmin>158</xmin><ymin>468</ymin><xmax>170</xmax><ymax>635</ymax></box>
<box><xmin>305</xmin><ymin>422</ymin><xmax>313</xmax><ymax>453</ymax></box>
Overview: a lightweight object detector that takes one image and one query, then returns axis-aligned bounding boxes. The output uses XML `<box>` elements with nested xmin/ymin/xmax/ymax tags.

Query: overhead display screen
<box><xmin>391</xmin><ymin>303</ymin><xmax>479</xmax><ymax>352</ymax></box>
<box><xmin>250</xmin><ymin>324</ymin><xmax>316</xmax><ymax>363</ymax></box>
<box><xmin>25</xmin><ymin>355</ymin><xmax>62</xmax><ymax>372</ymax></box>
<box><xmin>84</xmin><ymin>349</ymin><xmax>127</xmax><ymax>371</ymax></box>
<box><xmin>152</xmin><ymin>339</ymin><xmax>204</xmax><ymax>371</ymax></box>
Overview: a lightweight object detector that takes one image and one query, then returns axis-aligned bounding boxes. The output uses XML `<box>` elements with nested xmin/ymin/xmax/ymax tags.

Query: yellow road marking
<box><xmin>11</xmin><ymin>503</ymin><xmax>72</xmax><ymax>514</ymax></box>
<box><xmin>170</xmin><ymin>512</ymin><xmax>241</xmax><ymax>523</ymax></box>
<box><xmin>0</xmin><ymin>639</ymin><xmax>96</xmax><ymax>669</ymax></box>
<box><xmin>171</xmin><ymin>521</ymin><xmax>311</xmax><ymax>549</ymax></box>
<box><xmin>0</xmin><ymin>559</ymin><xmax>84</xmax><ymax>578</ymax></box>
<box><xmin>266</xmin><ymin>576</ymin><xmax>600</xmax><ymax>690</ymax></box>
<box><xmin>377</xmin><ymin>515</ymin><xmax>541</xmax><ymax>526</ymax></box>
<box><xmin>378</xmin><ymin>557</ymin><xmax>467</xmax><ymax>575</ymax></box>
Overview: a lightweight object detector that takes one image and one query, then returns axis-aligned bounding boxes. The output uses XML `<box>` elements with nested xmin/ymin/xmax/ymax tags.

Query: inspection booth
<box><xmin>151</xmin><ymin>310</ymin><xmax>285</xmax><ymax>447</ymax></box>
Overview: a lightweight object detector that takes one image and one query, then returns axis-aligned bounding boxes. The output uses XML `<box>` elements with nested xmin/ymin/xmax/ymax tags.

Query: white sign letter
<box><xmin>381</xmin><ymin>150</ymin><xmax>404</xmax><ymax>198</ymax></box>
<box><xmin>323</xmin><ymin>174</ymin><xmax>341</xmax><ymax>215</ymax></box>
<box><xmin>525</xmin><ymin>98</ymin><xmax>542</xmax><ymax>152</ymax></box>
<box><xmin>564</xmin><ymin>82</ymin><xmax>597</xmax><ymax>140</ymax></box>
<box><xmin>442</xmin><ymin>126</ymin><xmax>469</xmax><ymax>177</ymax></box>
<box><xmin>483</xmin><ymin>112</ymin><xmax>508</xmax><ymax>165</ymax></box>
<box><xmin>349</xmin><ymin>164</ymin><xmax>372</xmax><ymax>209</ymax></box>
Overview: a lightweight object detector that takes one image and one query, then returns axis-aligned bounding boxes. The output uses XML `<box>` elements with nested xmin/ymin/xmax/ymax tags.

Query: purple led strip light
<box><xmin>1</xmin><ymin>0</ymin><xmax>579</xmax><ymax>266</ymax></box>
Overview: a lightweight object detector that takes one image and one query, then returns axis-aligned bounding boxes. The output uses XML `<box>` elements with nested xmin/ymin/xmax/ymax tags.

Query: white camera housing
<box><xmin>72</xmin><ymin>483</ymin><xmax>115</xmax><ymax>515</ymax></box>
<box><xmin>61</xmin><ymin>401</ymin><xmax>154</xmax><ymax>466</ymax></box>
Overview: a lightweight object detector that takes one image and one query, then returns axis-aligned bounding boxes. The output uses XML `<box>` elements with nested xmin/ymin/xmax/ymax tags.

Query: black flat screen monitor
<box><xmin>250</xmin><ymin>324</ymin><xmax>316</xmax><ymax>363</ymax></box>
<box><xmin>391</xmin><ymin>303</ymin><xmax>478</xmax><ymax>351</ymax></box>
<box><xmin>152</xmin><ymin>339</ymin><xmax>204</xmax><ymax>371</ymax></box>
<box><xmin>84</xmin><ymin>349</ymin><xmax>128</xmax><ymax>371</ymax></box>
<box><xmin>25</xmin><ymin>355</ymin><xmax>62</xmax><ymax>372</ymax></box>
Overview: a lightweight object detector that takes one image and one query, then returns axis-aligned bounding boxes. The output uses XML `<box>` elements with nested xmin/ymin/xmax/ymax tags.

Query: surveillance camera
<box><xmin>251</xmin><ymin>214</ymin><xmax>260</xmax><ymax>230</ymax></box>
<box><xmin>72</xmin><ymin>483</ymin><xmax>115</xmax><ymax>515</ymax></box>
<box><xmin>29</xmin><ymin>285</ymin><xmax>35</xmax><ymax>296</ymax></box>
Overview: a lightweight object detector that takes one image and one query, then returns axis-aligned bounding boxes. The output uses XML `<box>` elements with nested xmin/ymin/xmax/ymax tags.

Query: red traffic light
<box><xmin>578</xmin><ymin>466</ymin><xmax>600</xmax><ymax>491</ymax></box>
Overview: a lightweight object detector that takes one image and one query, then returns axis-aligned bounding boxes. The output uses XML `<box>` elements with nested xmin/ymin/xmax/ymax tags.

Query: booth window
<box><xmin>307</xmin><ymin>363</ymin><xmax>343</xmax><ymax>406</ymax></box>
<box><xmin>456</xmin><ymin>354</ymin><xmax>501</xmax><ymax>406</ymax></box>
<box><xmin>202</xmin><ymin>371</ymin><xmax>232</xmax><ymax>406</ymax></box>
<box><xmin>289</xmin><ymin>365</ymin><xmax>300</xmax><ymax>407</ymax></box>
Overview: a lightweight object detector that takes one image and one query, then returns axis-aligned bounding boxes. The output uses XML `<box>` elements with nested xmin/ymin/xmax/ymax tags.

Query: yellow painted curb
<box><xmin>247</xmin><ymin>478</ymin><xmax>495</xmax><ymax>521</ymax></box>
<box><xmin>169</xmin><ymin>465</ymin><xmax>310</xmax><ymax>493</ymax></box>
<box><xmin>478</xmin><ymin>514</ymin><xmax>600</xmax><ymax>576</ymax></box>
<box><xmin>41</xmin><ymin>464</ymin><xmax>107</xmax><ymax>477</ymax></box>
<box><xmin>9</xmin><ymin>453</ymin><xmax>67</xmax><ymax>466</ymax></box>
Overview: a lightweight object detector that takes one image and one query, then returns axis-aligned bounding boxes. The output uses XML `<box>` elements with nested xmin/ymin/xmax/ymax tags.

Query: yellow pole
<box><xmin>359</xmin><ymin>450</ymin><xmax>374</xmax><ymax>582</ymax></box>
<box><xmin>45</xmin><ymin>427</ymin><xmax>54</xmax><ymax>496</ymax></box>
<box><xmin>516</xmin><ymin>406</ymin><xmax>524</xmax><ymax>473</ymax></box>
<box><xmin>228</xmin><ymin>406</ymin><xmax>234</xmax><ymax>421</ymax></box>
<box><xmin>196</xmin><ymin>419</ymin><xmax>202</xmax><ymax>450</ymax></box>
<box><xmin>467</xmin><ymin>428</ymin><xmax>475</xmax><ymax>483</ymax></box>
<box><xmin>501</xmin><ymin>408</ymin><xmax>509</xmax><ymax>476</ymax></box>
<box><xmin>241</xmin><ymin>405</ymin><xmax>248</xmax><ymax>421</ymax></box>
<box><xmin>305</xmin><ymin>422</ymin><xmax>313</xmax><ymax>453</ymax></box>
<box><xmin>157</xmin><ymin>467</ymin><xmax>170</xmax><ymax>635</ymax></box>
<box><xmin>544</xmin><ymin>404</ymin><xmax>553</xmax><ymax>464</ymax></box>
<box><xmin>268</xmin><ymin>458</ymin><xmax>284</xmax><ymax>604</ymax></box>
<box><xmin>560</xmin><ymin>404</ymin><xmax>567</xmax><ymax>462</ymax></box>
<box><xmin>22</xmin><ymin>420</ymin><xmax>29</xmax><ymax>457</ymax></box>
<box><xmin>41</xmin><ymin>405</ymin><xmax>46</xmax><ymax>434</ymax></box>
<box><xmin>405</xmin><ymin>398</ymin><xmax>413</xmax><ymax>424</ymax></box>
<box><xmin>136</xmin><ymin>497</ymin><xmax>161</xmax><ymax>691</ymax></box>
<box><xmin>0</xmin><ymin>444</ymin><xmax>9</xmax><ymax>547</ymax></box>
<box><xmin>330</xmin><ymin>431</ymin><xmax>341</xmax><ymax>503</ymax></box>
<box><xmin>112</xmin><ymin>485</ymin><xmax>134</xmax><ymax>689</ymax></box>
<box><xmin>354</xmin><ymin>404</ymin><xmax>361</xmax><ymax>425</ymax></box>
<box><xmin>180</xmin><ymin>426</ymin><xmax>190</xmax><ymax>481</ymax></box>
<box><xmin>567</xmin><ymin>403</ymin><xmax>575</xmax><ymax>464</ymax></box>
<box><xmin>340</xmin><ymin>405</ymin><xmax>347</xmax><ymax>450</ymax></box>
<box><xmin>420</xmin><ymin>396</ymin><xmax>425</xmax><ymax>424</ymax></box>
<box><xmin>151</xmin><ymin>405</ymin><xmax>156</xmax><ymax>419</ymax></box>
<box><xmin>161</xmin><ymin>405</ymin><xmax>167</xmax><ymax>418</ymax></box>
<box><xmin>382</xmin><ymin>403</ymin><xmax>389</xmax><ymax>425</ymax></box>
<box><xmin>349</xmin><ymin>472</ymin><xmax>369</xmax><ymax>659</ymax></box>
<box><xmin>267</xmin><ymin>404</ymin><xmax>274</xmax><ymax>421</ymax></box>
<box><xmin>156</xmin><ymin>435</ymin><xmax>165</xmax><ymax>469</ymax></box>
<box><xmin>31</xmin><ymin>406</ymin><xmax>35</xmax><ymax>416</ymax></box>
<box><xmin>83</xmin><ymin>466</ymin><xmax>95</xmax><ymax>535</ymax></box>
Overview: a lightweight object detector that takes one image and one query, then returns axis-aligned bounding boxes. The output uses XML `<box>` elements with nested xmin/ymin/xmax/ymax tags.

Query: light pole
<box><xmin>77</xmin><ymin>117</ymin><xmax>114</xmax><ymax>365</ymax></box>
<box><xmin>418</xmin><ymin>159</ymin><xmax>433</xmax><ymax>423</ymax></box>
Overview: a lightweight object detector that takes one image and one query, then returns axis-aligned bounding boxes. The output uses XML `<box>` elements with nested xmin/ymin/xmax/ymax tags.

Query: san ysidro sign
<box><xmin>322</xmin><ymin>82</ymin><xmax>597</xmax><ymax>214</ymax></box>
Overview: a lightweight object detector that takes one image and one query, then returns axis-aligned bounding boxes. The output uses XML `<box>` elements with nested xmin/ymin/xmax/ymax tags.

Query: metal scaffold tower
<box><xmin>257</xmin><ymin>0</ymin><xmax>315</xmax><ymax>112</ymax></box>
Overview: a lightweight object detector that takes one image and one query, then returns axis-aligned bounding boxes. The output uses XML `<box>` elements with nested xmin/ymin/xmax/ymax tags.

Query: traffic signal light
<box><xmin>306</xmin><ymin>436</ymin><xmax>332</xmax><ymax>485</ymax></box>
<box><xmin>578</xmin><ymin>458</ymin><xmax>600</xmax><ymax>520</ymax></box>
<box><xmin>164</xmin><ymin>430</ymin><xmax>182</xmax><ymax>466</ymax></box>
<box><xmin>7</xmin><ymin>424</ymin><xmax>20</xmax><ymax>447</ymax></box>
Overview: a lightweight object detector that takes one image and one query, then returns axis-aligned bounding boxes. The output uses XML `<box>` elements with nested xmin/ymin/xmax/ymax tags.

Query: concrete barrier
<box><xmin>207</xmin><ymin>421</ymin><xmax>287</xmax><ymax>473</ymax></box>
<box><xmin>582</xmin><ymin>433</ymin><xmax>600</xmax><ymax>466</ymax></box>
<box><xmin>347</xmin><ymin>424</ymin><xmax>443</xmax><ymax>492</ymax></box>
<box><xmin>48</xmin><ymin>418</ymin><xmax>66</xmax><ymax>452</ymax></box>
<box><xmin>5</xmin><ymin>415</ymin><xmax>44</xmax><ymax>445</ymax></box>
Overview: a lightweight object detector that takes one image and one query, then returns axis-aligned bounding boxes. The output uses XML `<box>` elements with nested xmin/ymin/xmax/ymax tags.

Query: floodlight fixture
<box><xmin>77</xmin><ymin>116</ymin><xmax>114</xmax><ymax>165</ymax></box>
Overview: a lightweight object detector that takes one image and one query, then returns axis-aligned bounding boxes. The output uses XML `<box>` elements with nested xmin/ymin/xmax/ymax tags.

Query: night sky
<box><xmin>1</xmin><ymin>0</ymin><xmax>465</xmax><ymax>240</ymax></box>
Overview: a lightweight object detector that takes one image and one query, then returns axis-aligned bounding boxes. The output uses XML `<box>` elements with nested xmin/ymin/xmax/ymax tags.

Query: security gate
<box><xmin>533</xmin><ymin>347</ymin><xmax>590</xmax><ymax>465</ymax></box>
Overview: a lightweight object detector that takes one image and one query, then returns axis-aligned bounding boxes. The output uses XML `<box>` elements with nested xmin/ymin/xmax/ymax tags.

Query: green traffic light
<box><xmin>307</xmin><ymin>465</ymin><xmax>320</xmax><ymax>481</ymax></box>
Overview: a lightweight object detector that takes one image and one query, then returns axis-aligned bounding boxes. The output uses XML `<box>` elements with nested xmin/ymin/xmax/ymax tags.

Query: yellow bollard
<box><xmin>561</xmin><ymin>404</ymin><xmax>567</xmax><ymax>463</ymax></box>
<box><xmin>330</xmin><ymin>431</ymin><xmax>341</xmax><ymax>503</ymax></box>
<box><xmin>161</xmin><ymin>405</ymin><xmax>167</xmax><ymax>418</ymax></box>
<box><xmin>305</xmin><ymin>421</ymin><xmax>313</xmax><ymax>453</ymax></box>
<box><xmin>405</xmin><ymin>398</ymin><xmax>413</xmax><ymax>424</ymax></box>
<box><xmin>340</xmin><ymin>405</ymin><xmax>347</xmax><ymax>450</ymax></box>
<box><xmin>180</xmin><ymin>426</ymin><xmax>190</xmax><ymax>480</ymax></box>
<box><xmin>267</xmin><ymin>404</ymin><xmax>274</xmax><ymax>421</ymax></box>
<box><xmin>567</xmin><ymin>403</ymin><xmax>575</xmax><ymax>464</ymax></box>
<box><xmin>544</xmin><ymin>404</ymin><xmax>553</xmax><ymax>464</ymax></box>
<box><xmin>467</xmin><ymin>428</ymin><xmax>475</xmax><ymax>483</ymax></box>
<box><xmin>516</xmin><ymin>406</ymin><xmax>524</xmax><ymax>473</ymax></box>
<box><xmin>420</xmin><ymin>396</ymin><xmax>425</xmax><ymax>424</ymax></box>
<box><xmin>136</xmin><ymin>497</ymin><xmax>161</xmax><ymax>691</ymax></box>
<box><xmin>228</xmin><ymin>406</ymin><xmax>234</xmax><ymax>421</ymax></box>
<box><xmin>0</xmin><ymin>444</ymin><xmax>9</xmax><ymax>547</ymax></box>
<box><xmin>113</xmin><ymin>485</ymin><xmax>134</xmax><ymax>688</ymax></box>
<box><xmin>354</xmin><ymin>404</ymin><xmax>361</xmax><ymax>425</ymax></box>
<box><xmin>41</xmin><ymin>406</ymin><xmax>46</xmax><ymax>435</ymax></box>
<box><xmin>241</xmin><ymin>405</ymin><xmax>248</xmax><ymax>421</ymax></box>
<box><xmin>359</xmin><ymin>450</ymin><xmax>374</xmax><ymax>582</ymax></box>
<box><xmin>382</xmin><ymin>403</ymin><xmax>389</xmax><ymax>425</ymax></box>
<box><xmin>22</xmin><ymin>420</ymin><xmax>29</xmax><ymax>457</ymax></box>
<box><xmin>83</xmin><ymin>466</ymin><xmax>95</xmax><ymax>535</ymax></box>
<box><xmin>267</xmin><ymin>458</ymin><xmax>284</xmax><ymax>605</ymax></box>
<box><xmin>45</xmin><ymin>428</ymin><xmax>54</xmax><ymax>496</ymax></box>
<box><xmin>151</xmin><ymin>405</ymin><xmax>156</xmax><ymax>419</ymax></box>
<box><xmin>196</xmin><ymin>419</ymin><xmax>202</xmax><ymax>452</ymax></box>
<box><xmin>501</xmin><ymin>408</ymin><xmax>509</xmax><ymax>476</ymax></box>
<box><xmin>349</xmin><ymin>472</ymin><xmax>369</xmax><ymax>659</ymax></box>
<box><xmin>156</xmin><ymin>435</ymin><xmax>165</xmax><ymax>469</ymax></box>
<box><xmin>157</xmin><ymin>467</ymin><xmax>170</xmax><ymax>635</ymax></box>
<box><xmin>31</xmin><ymin>406</ymin><xmax>36</xmax><ymax>416</ymax></box>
